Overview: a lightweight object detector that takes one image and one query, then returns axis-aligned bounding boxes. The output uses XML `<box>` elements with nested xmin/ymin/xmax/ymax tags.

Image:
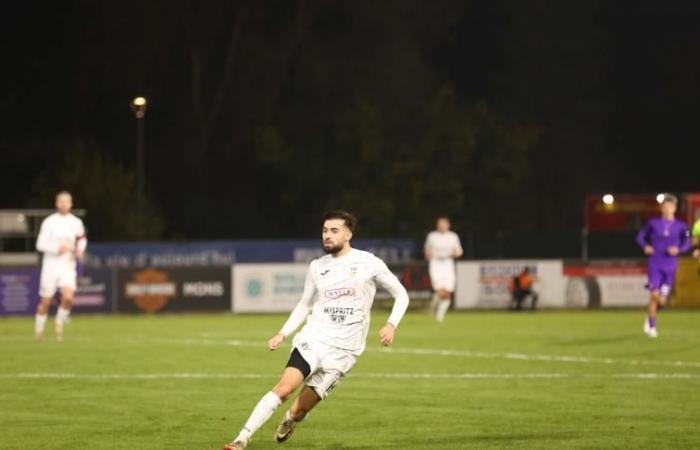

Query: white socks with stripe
<box><xmin>237</xmin><ymin>391</ymin><xmax>282</xmax><ymax>442</ymax></box>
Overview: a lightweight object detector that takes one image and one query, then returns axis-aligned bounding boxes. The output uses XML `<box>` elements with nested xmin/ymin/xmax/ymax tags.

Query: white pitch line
<box><xmin>1</xmin><ymin>372</ymin><xmax>699</xmax><ymax>380</ymax></box>
<box><xmin>175</xmin><ymin>337</ymin><xmax>700</xmax><ymax>369</ymax></box>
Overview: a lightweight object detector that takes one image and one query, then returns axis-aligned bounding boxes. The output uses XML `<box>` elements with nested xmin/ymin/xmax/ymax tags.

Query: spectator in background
<box><xmin>692</xmin><ymin>217</ymin><xmax>700</xmax><ymax>263</ymax></box>
<box><xmin>509</xmin><ymin>267</ymin><xmax>538</xmax><ymax>311</ymax></box>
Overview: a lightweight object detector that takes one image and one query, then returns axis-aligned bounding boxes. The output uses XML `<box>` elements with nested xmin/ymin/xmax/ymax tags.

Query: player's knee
<box><xmin>272</xmin><ymin>382</ymin><xmax>296</xmax><ymax>401</ymax></box>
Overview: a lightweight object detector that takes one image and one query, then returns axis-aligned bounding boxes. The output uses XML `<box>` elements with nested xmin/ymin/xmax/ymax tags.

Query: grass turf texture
<box><xmin>2</xmin><ymin>310</ymin><xmax>700</xmax><ymax>449</ymax></box>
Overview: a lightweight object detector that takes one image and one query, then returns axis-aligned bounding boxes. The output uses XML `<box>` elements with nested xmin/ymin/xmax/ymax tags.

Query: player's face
<box><xmin>322</xmin><ymin>219</ymin><xmax>352</xmax><ymax>254</ymax></box>
<box><xmin>661</xmin><ymin>201</ymin><xmax>676</xmax><ymax>218</ymax></box>
<box><xmin>436</xmin><ymin>218</ymin><xmax>450</xmax><ymax>232</ymax></box>
<box><xmin>55</xmin><ymin>194</ymin><xmax>72</xmax><ymax>215</ymax></box>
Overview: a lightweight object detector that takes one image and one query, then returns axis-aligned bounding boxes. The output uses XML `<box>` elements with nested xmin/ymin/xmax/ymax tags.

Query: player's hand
<box><xmin>644</xmin><ymin>245</ymin><xmax>654</xmax><ymax>255</ymax></box>
<box><xmin>58</xmin><ymin>241</ymin><xmax>71</xmax><ymax>254</ymax></box>
<box><xmin>693</xmin><ymin>249</ymin><xmax>700</xmax><ymax>259</ymax></box>
<box><xmin>379</xmin><ymin>323</ymin><xmax>395</xmax><ymax>347</ymax></box>
<box><xmin>268</xmin><ymin>333</ymin><xmax>285</xmax><ymax>351</ymax></box>
<box><xmin>667</xmin><ymin>246</ymin><xmax>680</xmax><ymax>256</ymax></box>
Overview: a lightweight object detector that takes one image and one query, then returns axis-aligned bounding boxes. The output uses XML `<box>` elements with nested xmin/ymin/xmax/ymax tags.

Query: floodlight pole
<box><xmin>131</xmin><ymin>97</ymin><xmax>148</xmax><ymax>197</ymax></box>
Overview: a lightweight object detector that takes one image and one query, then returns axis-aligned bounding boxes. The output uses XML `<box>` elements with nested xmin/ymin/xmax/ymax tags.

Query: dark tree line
<box><xmin>2</xmin><ymin>1</ymin><xmax>699</xmax><ymax>241</ymax></box>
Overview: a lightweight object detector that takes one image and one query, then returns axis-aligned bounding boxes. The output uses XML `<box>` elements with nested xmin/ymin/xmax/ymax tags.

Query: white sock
<box><xmin>35</xmin><ymin>314</ymin><xmax>48</xmax><ymax>334</ymax></box>
<box><xmin>55</xmin><ymin>307</ymin><xmax>70</xmax><ymax>325</ymax></box>
<box><xmin>429</xmin><ymin>293</ymin><xmax>439</xmax><ymax>312</ymax></box>
<box><xmin>237</xmin><ymin>391</ymin><xmax>282</xmax><ymax>441</ymax></box>
<box><xmin>436</xmin><ymin>300</ymin><xmax>450</xmax><ymax>322</ymax></box>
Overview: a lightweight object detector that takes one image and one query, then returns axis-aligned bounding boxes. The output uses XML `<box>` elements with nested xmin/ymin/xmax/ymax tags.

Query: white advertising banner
<box><xmin>455</xmin><ymin>260</ymin><xmax>566</xmax><ymax>309</ymax></box>
<box><xmin>232</xmin><ymin>263</ymin><xmax>307</xmax><ymax>313</ymax></box>
<box><xmin>562</xmin><ymin>264</ymin><xmax>648</xmax><ymax>308</ymax></box>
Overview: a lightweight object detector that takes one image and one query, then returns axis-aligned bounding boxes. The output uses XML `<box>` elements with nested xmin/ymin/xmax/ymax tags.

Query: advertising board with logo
<box><xmin>117</xmin><ymin>267</ymin><xmax>231</xmax><ymax>313</ymax></box>
<box><xmin>0</xmin><ymin>268</ymin><xmax>40</xmax><ymax>315</ymax></box>
<box><xmin>232</xmin><ymin>264</ymin><xmax>307</xmax><ymax>313</ymax></box>
<box><xmin>74</xmin><ymin>269</ymin><xmax>113</xmax><ymax>313</ymax></box>
<box><xmin>455</xmin><ymin>260</ymin><xmax>566</xmax><ymax>309</ymax></box>
<box><xmin>562</xmin><ymin>262</ymin><xmax>648</xmax><ymax>308</ymax></box>
<box><xmin>375</xmin><ymin>262</ymin><xmax>432</xmax><ymax>310</ymax></box>
<box><xmin>0</xmin><ymin>267</ymin><xmax>113</xmax><ymax>315</ymax></box>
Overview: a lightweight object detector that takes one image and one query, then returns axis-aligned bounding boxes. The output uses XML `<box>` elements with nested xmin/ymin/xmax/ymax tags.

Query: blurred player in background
<box><xmin>34</xmin><ymin>191</ymin><xmax>87</xmax><ymax>342</ymax></box>
<box><xmin>692</xmin><ymin>217</ymin><xmax>700</xmax><ymax>262</ymax></box>
<box><xmin>636</xmin><ymin>194</ymin><xmax>690</xmax><ymax>338</ymax></box>
<box><xmin>424</xmin><ymin>216</ymin><xmax>463</xmax><ymax>323</ymax></box>
<box><xmin>223</xmin><ymin>211</ymin><xmax>409</xmax><ymax>449</ymax></box>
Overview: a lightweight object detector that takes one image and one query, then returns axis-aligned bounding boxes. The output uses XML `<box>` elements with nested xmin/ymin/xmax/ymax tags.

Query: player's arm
<box><xmin>35</xmin><ymin>219</ymin><xmax>65</xmax><ymax>255</ymax></box>
<box><xmin>373</xmin><ymin>258</ymin><xmax>410</xmax><ymax>346</ymax></box>
<box><xmin>453</xmin><ymin>234</ymin><xmax>464</xmax><ymax>259</ymax></box>
<box><xmin>423</xmin><ymin>234</ymin><xmax>432</xmax><ymax>261</ymax></box>
<box><xmin>635</xmin><ymin>221</ymin><xmax>654</xmax><ymax>255</ymax></box>
<box><xmin>677</xmin><ymin>225</ymin><xmax>692</xmax><ymax>254</ymax></box>
<box><xmin>75</xmin><ymin>220</ymin><xmax>87</xmax><ymax>258</ymax></box>
<box><xmin>269</xmin><ymin>265</ymin><xmax>316</xmax><ymax>350</ymax></box>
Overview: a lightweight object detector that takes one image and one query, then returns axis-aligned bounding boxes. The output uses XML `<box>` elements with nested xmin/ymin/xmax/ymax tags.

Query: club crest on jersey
<box><xmin>349</xmin><ymin>266</ymin><xmax>358</xmax><ymax>277</ymax></box>
<box><xmin>324</xmin><ymin>288</ymin><xmax>355</xmax><ymax>299</ymax></box>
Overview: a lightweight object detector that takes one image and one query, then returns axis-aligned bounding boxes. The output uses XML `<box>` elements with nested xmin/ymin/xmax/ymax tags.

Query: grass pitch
<box><xmin>2</xmin><ymin>310</ymin><xmax>700</xmax><ymax>449</ymax></box>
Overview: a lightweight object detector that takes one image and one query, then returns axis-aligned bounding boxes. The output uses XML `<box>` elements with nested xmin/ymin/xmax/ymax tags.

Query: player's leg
<box><xmin>35</xmin><ymin>270</ymin><xmax>57</xmax><ymax>341</ymax></box>
<box><xmin>34</xmin><ymin>297</ymin><xmax>53</xmax><ymax>340</ymax></box>
<box><xmin>277</xmin><ymin>354</ymin><xmax>351</xmax><ymax>444</ymax></box>
<box><xmin>54</xmin><ymin>287</ymin><xmax>74</xmax><ymax>342</ymax></box>
<box><xmin>644</xmin><ymin>267</ymin><xmax>663</xmax><ymax>337</ymax></box>
<box><xmin>226</xmin><ymin>350</ymin><xmax>311</xmax><ymax>449</ymax></box>
<box><xmin>275</xmin><ymin>386</ymin><xmax>322</xmax><ymax>443</ymax></box>
<box><xmin>436</xmin><ymin>288</ymin><xmax>451</xmax><ymax>322</ymax></box>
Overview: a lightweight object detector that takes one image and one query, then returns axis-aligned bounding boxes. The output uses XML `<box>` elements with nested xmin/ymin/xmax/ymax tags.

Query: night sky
<box><xmin>2</xmin><ymin>1</ymin><xmax>699</xmax><ymax>241</ymax></box>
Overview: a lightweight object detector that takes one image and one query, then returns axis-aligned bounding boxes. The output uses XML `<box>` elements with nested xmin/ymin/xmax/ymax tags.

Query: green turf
<box><xmin>2</xmin><ymin>310</ymin><xmax>700</xmax><ymax>449</ymax></box>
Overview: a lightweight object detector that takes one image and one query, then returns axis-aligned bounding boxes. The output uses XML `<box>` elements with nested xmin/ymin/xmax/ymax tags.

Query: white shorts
<box><xmin>292</xmin><ymin>334</ymin><xmax>357</xmax><ymax>400</ymax></box>
<box><xmin>39</xmin><ymin>265</ymin><xmax>77</xmax><ymax>298</ymax></box>
<box><xmin>429</xmin><ymin>266</ymin><xmax>456</xmax><ymax>292</ymax></box>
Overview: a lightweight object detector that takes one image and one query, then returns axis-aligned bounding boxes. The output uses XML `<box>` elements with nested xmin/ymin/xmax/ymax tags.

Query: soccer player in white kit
<box><xmin>223</xmin><ymin>211</ymin><xmax>409</xmax><ymax>449</ymax></box>
<box><xmin>34</xmin><ymin>191</ymin><xmax>87</xmax><ymax>342</ymax></box>
<box><xmin>424</xmin><ymin>216</ymin><xmax>462</xmax><ymax>323</ymax></box>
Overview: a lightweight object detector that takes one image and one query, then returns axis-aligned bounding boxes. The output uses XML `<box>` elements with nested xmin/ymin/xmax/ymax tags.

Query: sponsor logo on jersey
<box><xmin>320</xmin><ymin>269</ymin><xmax>330</xmax><ymax>276</ymax></box>
<box><xmin>323</xmin><ymin>306</ymin><xmax>355</xmax><ymax>323</ymax></box>
<box><xmin>324</xmin><ymin>288</ymin><xmax>355</xmax><ymax>299</ymax></box>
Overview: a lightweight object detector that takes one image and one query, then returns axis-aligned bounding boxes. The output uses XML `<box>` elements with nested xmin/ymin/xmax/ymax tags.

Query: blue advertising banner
<box><xmin>0</xmin><ymin>268</ymin><xmax>40</xmax><ymax>316</ymax></box>
<box><xmin>0</xmin><ymin>267</ymin><xmax>113</xmax><ymax>316</ymax></box>
<box><xmin>85</xmin><ymin>239</ymin><xmax>415</xmax><ymax>268</ymax></box>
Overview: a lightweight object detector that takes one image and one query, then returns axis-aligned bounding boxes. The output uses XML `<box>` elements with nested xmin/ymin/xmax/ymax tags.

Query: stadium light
<box><xmin>602</xmin><ymin>194</ymin><xmax>614</xmax><ymax>205</ymax></box>
<box><xmin>656</xmin><ymin>193</ymin><xmax>665</xmax><ymax>204</ymax></box>
<box><xmin>130</xmin><ymin>96</ymin><xmax>148</xmax><ymax>195</ymax></box>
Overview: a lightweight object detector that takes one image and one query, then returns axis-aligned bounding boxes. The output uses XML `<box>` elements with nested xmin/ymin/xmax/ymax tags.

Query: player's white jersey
<box><xmin>424</xmin><ymin>230</ymin><xmax>462</xmax><ymax>291</ymax></box>
<box><xmin>36</xmin><ymin>213</ymin><xmax>87</xmax><ymax>268</ymax></box>
<box><xmin>425</xmin><ymin>231</ymin><xmax>462</xmax><ymax>266</ymax></box>
<box><xmin>281</xmin><ymin>249</ymin><xmax>408</xmax><ymax>356</ymax></box>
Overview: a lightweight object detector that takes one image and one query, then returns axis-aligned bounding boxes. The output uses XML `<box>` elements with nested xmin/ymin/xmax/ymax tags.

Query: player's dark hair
<box><xmin>322</xmin><ymin>210</ymin><xmax>356</xmax><ymax>232</ymax></box>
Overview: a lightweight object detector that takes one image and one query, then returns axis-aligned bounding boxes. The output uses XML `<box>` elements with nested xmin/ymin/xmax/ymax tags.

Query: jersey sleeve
<box><xmin>678</xmin><ymin>223</ymin><xmax>692</xmax><ymax>253</ymax></box>
<box><xmin>76</xmin><ymin>219</ymin><xmax>88</xmax><ymax>253</ymax></box>
<box><xmin>371</xmin><ymin>256</ymin><xmax>409</xmax><ymax>328</ymax></box>
<box><xmin>35</xmin><ymin>218</ymin><xmax>59</xmax><ymax>255</ymax></box>
<box><xmin>453</xmin><ymin>233</ymin><xmax>464</xmax><ymax>258</ymax></box>
<box><xmin>279</xmin><ymin>263</ymin><xmax>317</xmax><ymax>337</ymax></box>
<box><xmin>636</xmin><ymin>221</ymin><xmax>652</xmax><ymax>249</ymax></box>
